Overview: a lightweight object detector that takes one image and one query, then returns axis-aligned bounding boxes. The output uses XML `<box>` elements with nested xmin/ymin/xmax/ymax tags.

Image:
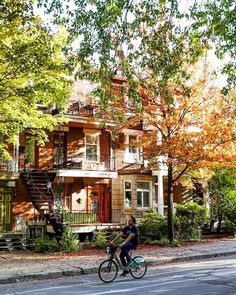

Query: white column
<box><xmin>157</xmin><ymin>171</ymin><xmax>164</xmax><ymax>216</ymax></box>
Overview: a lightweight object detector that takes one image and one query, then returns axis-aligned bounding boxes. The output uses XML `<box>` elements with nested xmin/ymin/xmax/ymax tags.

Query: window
<box><xmin>124</xmin><ymin>134</ymin><xmax>142</xmax><ymax>163</ymax></box>
<box><xmin>137</xmin><ymin>182</ymin><xmax>150</xmax><ymax>208</ymax></box>
<box><xmin>86</xmin><ymin>134</ymin><xmax>99</xmax><ymax>161</ymax></box>
<box><xmin>25</xmin><ymin>137</ymin><xmax>35</xmax><ymax>165</ymax></box>
<box><xmin>124</xmin><ymin>181</ymin><xmax>132</xmax><ymax>208</ymax></box>
<box><xmin>54</xmin><ymin>132</ymin><xmax>65</xmax><ymax>167</ymax></box>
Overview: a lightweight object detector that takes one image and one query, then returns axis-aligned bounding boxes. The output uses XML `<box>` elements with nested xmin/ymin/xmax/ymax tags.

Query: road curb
<box><xmin>1</xmin><ymin>251</ymin><xmax>236</xmax><ymax>285</ymax></box>
<box><xmin>146</xmin><ymin>250</ymin><xmax>236</xmax><ymax>266</ymax></box>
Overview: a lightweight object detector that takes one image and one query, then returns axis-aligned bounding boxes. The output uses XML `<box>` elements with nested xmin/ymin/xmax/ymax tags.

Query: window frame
<box><xmin>124</xmin><ymin>134</ymin><xmax>142</xmax><ymax>163</ymax></box>
<box><xmin>136</xmin><ymin>181</ymin><xmax>151</xmax><ymax>208</ymax></box>
<box><xmin>85</xmin><ymin>133</ymin><xmax>100</xmax><ymax>162</ymax></box>
<box><xmin>124</xmin><ymin>181</ymin><xmax>132</xmax><ymax>208</ymax></box>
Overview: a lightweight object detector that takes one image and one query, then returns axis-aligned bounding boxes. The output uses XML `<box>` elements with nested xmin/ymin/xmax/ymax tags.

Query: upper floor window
<box><xmin>124</xmin><ymin>134</ymin><xmax>142</xmax><ymax>163</ymax></box>
<box><xmin>137</xmin><ymin>181</ymin><xmax>151</xmax><ymax>208</ymax></box>
<box><xmin>86</xmin><ymin>134</ymin><xmax>99</xmax><ymax>161</ymax></box>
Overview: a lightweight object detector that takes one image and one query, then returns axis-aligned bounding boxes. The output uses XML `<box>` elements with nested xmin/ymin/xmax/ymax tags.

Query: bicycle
<box><xmin>98</xmin><ymin>244</ymin><xmax>147</xmax><ymax>283</ymax></box>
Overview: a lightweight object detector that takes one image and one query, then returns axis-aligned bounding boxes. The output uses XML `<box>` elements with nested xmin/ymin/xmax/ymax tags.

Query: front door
<box><xmin>86</xmin><ymin>184</ymin><xmax>109</xmax><ymax>223</ymax></box>
<box><xmin>0</xmin><ymin>191</ymin><xmax>12</xmax><ymax>231</ymax></box>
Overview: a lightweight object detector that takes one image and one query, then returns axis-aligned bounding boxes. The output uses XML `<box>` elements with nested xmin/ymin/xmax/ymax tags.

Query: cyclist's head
<box><xmin>128</xmin><ymin>216</ymin><xmax>136</xmax><ymax>226</ymax></box>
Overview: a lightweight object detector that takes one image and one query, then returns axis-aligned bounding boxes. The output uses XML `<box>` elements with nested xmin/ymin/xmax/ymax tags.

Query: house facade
<box><xmin>0</xmin><ymin>77</ymin><xmax>188</xmax><ymax>236</ymax></box>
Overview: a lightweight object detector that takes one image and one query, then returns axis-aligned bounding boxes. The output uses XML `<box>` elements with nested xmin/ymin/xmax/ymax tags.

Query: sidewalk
<box><xmin>0</xmin><ymin>237</ymin><xmax>236</xmax><ymax>284</ymax></box>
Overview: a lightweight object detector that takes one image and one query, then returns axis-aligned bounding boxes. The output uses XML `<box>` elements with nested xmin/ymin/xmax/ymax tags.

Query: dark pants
<box><xmin>120</xmin><ymin>242</ymin><xmax>136</xmax><ymax>267</ymax></box>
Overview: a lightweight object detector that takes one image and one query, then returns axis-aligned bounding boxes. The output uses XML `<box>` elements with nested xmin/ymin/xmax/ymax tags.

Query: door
<box><xmin>0</xmin><ymin>191</ymin><xmax>12</xmax><ymax>231</ymax></box>
<box><xmin>86</xmin><ymin>184</ymin><xmax>109</xmax><ymax>223</ymax></box>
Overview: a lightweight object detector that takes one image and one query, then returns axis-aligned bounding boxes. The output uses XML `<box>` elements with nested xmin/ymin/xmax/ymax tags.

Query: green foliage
<box><xmin>0</xmin><ymin>0</ymin><xmax>72</xmax><ymax>157</ymax></box>
<box><xmin>92</xmin><ymin>230</ymin><xmax>122</xmax><ymax>249</ymax></box>
<box><xmin>38</xmin><ymin>0</ymin><xmax>206</xmax><ymax>123</ymax></box>
<box><xmin>174</xmin><ymin>202</ymin><xmax>209</xmax><ymax>241</ymax></box>
<box><xmin>92</xmin><ymin>231</ymin><xmax>108</xmax><ymax>249</ymax></box>
<box><xmin>192</xmin><ymin>1</ymin><xmax>236</xmax><ymax>92</ymax></box>
<box><xmin>34</xmin><ymin>236</ymin><xmax>59</xmax><ymax>253</ymax></box>
<box><xmin>208</xmin><ymin>169</ymin><xmax>236</xmax><ymax>233</ymax></box>
<box><xmin>60</xmin><ymin>226</ymin><xmax>79</xmax><ymax>252</ymax></box>
<box><xmin>138</xmin><ymin>210</ymin><xmax>168</xmax><ymax>243</ymax></box>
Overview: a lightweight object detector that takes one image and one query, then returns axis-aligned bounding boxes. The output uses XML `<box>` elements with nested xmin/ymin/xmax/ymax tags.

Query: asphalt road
<box><xmin>1</xmin><ymin>255</ymin><xmax>236</xmax><ymax>295</ymax></box>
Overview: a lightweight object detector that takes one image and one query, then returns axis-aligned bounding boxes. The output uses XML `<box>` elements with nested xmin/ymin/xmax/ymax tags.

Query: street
<box><xmin>1</xmin><ymin>255</ymin><xmax>236</xmax><ymax>295</ymax></box>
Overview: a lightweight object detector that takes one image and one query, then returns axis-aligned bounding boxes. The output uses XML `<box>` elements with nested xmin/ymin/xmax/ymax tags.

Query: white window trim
<box><xmin>124</xmin><ymin>134</ymin><xmax>142</xmax><ymax>164</ymax></box>
<box><xmin>136</xmin><ymin>181</ymin><xmax>152</xmax><ymax>209</ymax></box>
<box><xmin>124</xmin><ymin>181</ymin><xmax>132</xmax><ymax>208</ymax></box>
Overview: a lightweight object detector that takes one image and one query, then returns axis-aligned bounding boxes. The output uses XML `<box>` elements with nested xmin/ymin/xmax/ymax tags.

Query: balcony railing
<box><xmin>54</xmin><ymin>155</ymin><xmax>116</xmax><ymax>171</ymax></box>
<box><xmin>65</xmin><ymin>102</ymin><xmax>98</xmax><ymax>117</ymax></box>
<box><xmin>63</xmin><ymin>210</ymin><xmax>97</xmax><ymax>224</ymax></box>
<box><xmin>0</xmin><ymin>159</ymin><xmax>17</xmax><ymax>172</ymax></box>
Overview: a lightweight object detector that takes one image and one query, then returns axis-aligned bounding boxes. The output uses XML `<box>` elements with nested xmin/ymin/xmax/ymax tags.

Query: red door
<box><xmin>86</xmin><ymin>184</ymin><xmax>109</xmax><ymax>223</ymax></box>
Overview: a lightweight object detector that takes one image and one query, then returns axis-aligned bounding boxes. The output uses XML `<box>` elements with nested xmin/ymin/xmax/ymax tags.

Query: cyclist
<box><xmin>110</xmin><ymin>216</ymin><xmax>139</xmax><ymax>276</ymax></box>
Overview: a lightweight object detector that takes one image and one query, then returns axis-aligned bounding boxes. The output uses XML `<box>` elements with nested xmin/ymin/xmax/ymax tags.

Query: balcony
<box><xmin>65</xmin><ymin>102</ymin><xmax>98</xmax><ymax>117</ymax></box>
<box><xmin>0</xmin><ymin>159</ymin><xmax>18</xmax><ymax>172</ymax></box>
<box><xmin>54</xmin><ymin>155</ymin><xmax>118</xmax><ymax>178</ymax></box>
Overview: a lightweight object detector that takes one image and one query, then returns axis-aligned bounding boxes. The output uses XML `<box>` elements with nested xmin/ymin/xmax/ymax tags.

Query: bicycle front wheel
<box><xmin>130</xmin><ymin>256</ymin><xmax>147</xmax><ymax>279</ymax></box>
<box><xmin>98</xmin><ymin>259</ymin><xmax>118</xmax><ymax>283</ymax></box>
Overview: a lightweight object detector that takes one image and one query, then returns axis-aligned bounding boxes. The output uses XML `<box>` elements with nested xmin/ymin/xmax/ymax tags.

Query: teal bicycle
<box><xmin>98</xmin><ymin>245</ymin><xmax>147</xmax><ymax>283</ymax></box>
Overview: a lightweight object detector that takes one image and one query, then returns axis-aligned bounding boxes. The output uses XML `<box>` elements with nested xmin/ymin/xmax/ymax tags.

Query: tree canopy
<box><xmin>37</xmin><ymin>0</ymin><xmax>236</xmax><ymax>242</ymax></box>
<box><xmin>193</xmin><ymin>0</ymin><xmax>236</xmax><ymax>92</ymax></box>
<box><xmin>0</xmin><ymin>0</ymin><xmax>71</xmax><ymax>157</ymax></box>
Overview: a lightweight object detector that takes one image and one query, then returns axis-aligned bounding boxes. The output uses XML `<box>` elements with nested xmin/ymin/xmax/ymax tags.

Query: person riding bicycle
<box><xmin>110</xmin><ymin>216</ymin><xmax>139</xmax><ymax>276</ymax></box>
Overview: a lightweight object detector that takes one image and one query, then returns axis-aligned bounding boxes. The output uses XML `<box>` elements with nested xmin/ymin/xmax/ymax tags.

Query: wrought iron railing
<box><xmin>54</xmin><ymin>155</ymin><xmax>116</xmax><ymax>171</ymax></box>
<box><xmin>63</xmin><ymin>210</ymin><xmax>97</xmax><ymax>224</ymax></box>
<box><xmin>65</xmin><ymin>102</ymin><xmax>98</xmax><ymax>117</ymax></box>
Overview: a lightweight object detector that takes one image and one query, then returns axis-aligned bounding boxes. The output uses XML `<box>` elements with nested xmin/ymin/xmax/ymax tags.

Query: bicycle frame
<box><xmin>107</xmin><ymin>248</ymin><xmax>136</xmax><ymax>271</ymax></box>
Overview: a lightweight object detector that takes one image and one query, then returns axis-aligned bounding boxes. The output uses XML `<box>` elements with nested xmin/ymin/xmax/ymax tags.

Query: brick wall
<box><xmin>12</xmin><ymin>177</ymin><xmax>35</xmax><ymax>228</ymax></box>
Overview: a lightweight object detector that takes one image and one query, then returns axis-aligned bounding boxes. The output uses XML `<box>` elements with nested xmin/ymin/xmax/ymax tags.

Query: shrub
<box><xmin>138</xmin><ymin>210</ymin><xmax>168</xmax><ymax>243</ymax></box>
<box><xmin>208</xmin><ymin>168</ymin><xmax>236</xmax><ymax>233</ymax></box>
<box><xmin>60</xmin><ymin>226</ymin><xmax>79</xmax><ymax>252</ymax></box>
<box><xmin>34</xmin><ymin>236</ymin><xmax>59</xmax><ymax>253</ymax></box>
<box><xmin>91</xmin><ymin>230</ymin><xmax>123</xmax><ymax>249</ymax></box>
<box><xmin>92</xmin><ymin>231</ymin><xmax>108</xmax><ymax>249</ymax></box>
<box><xmin>174</xmin><ymin>202</ymin><xmax>209</xmax><ymax>241</ymax></box>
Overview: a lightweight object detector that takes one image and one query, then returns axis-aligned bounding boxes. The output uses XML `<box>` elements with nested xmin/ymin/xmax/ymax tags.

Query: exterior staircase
<box><xmin>0</xmin><ymin>233</ymin><xmax>26</xmax><ymax>251</ymax></box>
<box><xmin>21</xmin><ymin>170</ymin><xmax>56</xmax><ymax>215</ymax></box>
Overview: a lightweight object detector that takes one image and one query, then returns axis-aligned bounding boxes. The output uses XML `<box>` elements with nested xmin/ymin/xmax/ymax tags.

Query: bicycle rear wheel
<box><xmin>98</xmin><ymin>259</ymin><xmax>118</xmax><ymax>283</ymax></box>
<box><xmin>129</xmin><ymin>256</ymin><xmax>147</xmax><ymax>279</ymax></box>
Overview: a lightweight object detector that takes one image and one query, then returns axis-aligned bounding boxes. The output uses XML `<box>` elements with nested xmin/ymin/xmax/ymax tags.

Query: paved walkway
<box><xmin>0</xmin><ymin>237</ymin><xmax>236</xmax><ymax>284</ymax></box>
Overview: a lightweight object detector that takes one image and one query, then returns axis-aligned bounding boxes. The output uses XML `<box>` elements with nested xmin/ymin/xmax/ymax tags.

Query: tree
<box><xmin>208</xmin><ymin>168</ymin><xmax>236</xmax><ymax>233</ymax></box>
<box><xmin>193</xmin><ymin>0</ymin><xmax>236</xmax><ymax>92</ymax></box>
<box><xmin>36</xmin><ymin>0</ymin><xmax>233</xmax><ymax>245</ymax></box>
<box><xmin>114</xmin><ymin>62</ymin><xmax>236</xmax><ymax>243</ymax></box>
<box><xmin>0</xmin><ymin>0</ymin><xmax>71</xmax><ymax>157</ymax></box>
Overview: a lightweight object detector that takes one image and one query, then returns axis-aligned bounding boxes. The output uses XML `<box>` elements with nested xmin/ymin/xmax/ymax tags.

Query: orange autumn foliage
<box><xmin>138</xmin><ymin>77</ymin><xmax>236</xmax><ymax>182</ymax></box>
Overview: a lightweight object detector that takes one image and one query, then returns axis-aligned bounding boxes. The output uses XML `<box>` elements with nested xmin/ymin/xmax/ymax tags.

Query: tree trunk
<box><xmin>167</xmin><ymin>164</ymin><xmax>174</xmax><ymax>244</ymax></box>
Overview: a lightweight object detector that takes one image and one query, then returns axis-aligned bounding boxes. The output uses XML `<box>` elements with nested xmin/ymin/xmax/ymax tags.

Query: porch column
<box><xmin>157</xmin><ymin>171</ymin><xmax>164</xmax><ymax>216</ymax></box>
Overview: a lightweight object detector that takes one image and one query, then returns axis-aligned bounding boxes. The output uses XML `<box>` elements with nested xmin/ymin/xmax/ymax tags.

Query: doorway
<box><xmin>0</xmin><ymin>191</ymin><xmax>12</xmax><ymax>231</ymax></box>
<box><xmin>86</xmin><ymin>184</ymin><xmax>110</xmax><ymax>223</ymax></box>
